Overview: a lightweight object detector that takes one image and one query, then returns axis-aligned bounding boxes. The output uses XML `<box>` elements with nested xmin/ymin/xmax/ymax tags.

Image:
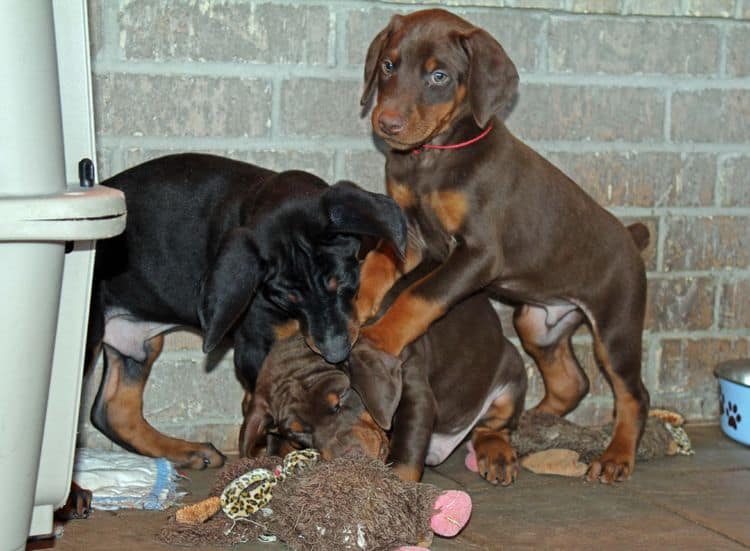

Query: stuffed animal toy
<box><xmin>466</xmin><ymin>409</ymin><xmax>693</xmax><ymax>477</ymax></box>
<box><xmin>160</xmin><ymin>451</ymin><xmax>471</xmax><ymax>550</ymax></box>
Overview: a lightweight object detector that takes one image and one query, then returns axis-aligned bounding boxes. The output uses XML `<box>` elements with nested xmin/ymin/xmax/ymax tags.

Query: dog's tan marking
<box><xmin>356</xmin><ymin>242</ymin><xmax>423</xmax><ymax>324</ymax></box>
<box><xmin>424</xmin><ymin>57</ymin><xmax>438</xmax><ymax>72</ymax></box>
<box><xmin>588</xmin><ymin>333</ymin><xmax>642</xmax><ymax>482</ymax></box>
<box><xmin>387</xmin><ymin>178</ymin><xmax>416</xmax><ymax>209</ymax></box>
<box><xmin>103</xmin><ymin>336</ymin><xmax>224</xmax><ymax>469</ymax></box>
<box><xmin>289</xmin><ymin>420</ymin><xmax>305</xmax><ymax>434</ymax></box>
<box><xmin>362</xmin><ymin>289</ymin><xmax>445</xmax><ymax>356</ymax></box>
<box><xmin>350</xmin><ymin>412</ymin><xmax>389</xmax><ymax>460</ymax></box>
<box><xmin>427</xmin><ymin>190</ymin><xmax>468</xmax><ymax>234</ymax></box>
<box><xmin>325</xmin><ymin>392</ymin><xmax>340</xmax><ymax>408</ymax></box>
<box><xmin>273</xmin><ymin>319</ymin><xmax>301</xmax><ymax>340</ymax></box>
<box><xmin>393</xmin><ymin>463</ymin><xmax>422</xmax><ymax>482</ymax></box>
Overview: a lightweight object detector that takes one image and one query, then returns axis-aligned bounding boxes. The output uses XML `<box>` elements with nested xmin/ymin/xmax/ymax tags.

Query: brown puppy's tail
<box><xmin>627</xmin><ymin>222</ymin><xmax>650</xmax><ymax>252</ymax></box>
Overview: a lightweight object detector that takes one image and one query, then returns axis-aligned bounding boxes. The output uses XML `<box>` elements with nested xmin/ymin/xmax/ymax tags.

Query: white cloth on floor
<box><xmin>72</xmin><ymin>448</ymin><xmax>184</xmax><ymax>511</ymax></box>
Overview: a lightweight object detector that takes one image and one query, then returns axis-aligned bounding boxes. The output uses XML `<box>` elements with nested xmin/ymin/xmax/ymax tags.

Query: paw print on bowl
<box><xmin>725</xmin><ymin>401</ymin><xmax>742</xmax><ymax>430</ymax></box>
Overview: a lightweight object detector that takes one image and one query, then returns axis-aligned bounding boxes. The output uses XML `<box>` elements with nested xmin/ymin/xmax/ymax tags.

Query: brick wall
<box><xmin>80</xmin><ymin>0</ymin><xmax>750</xmax><ymax>451</ymax></box>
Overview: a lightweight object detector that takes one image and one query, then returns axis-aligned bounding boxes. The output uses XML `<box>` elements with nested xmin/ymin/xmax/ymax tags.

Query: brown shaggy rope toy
<box><xmin>160</xmin><ymin>455</ymin><xmax>469</xmax><ymax>550</ymax></box>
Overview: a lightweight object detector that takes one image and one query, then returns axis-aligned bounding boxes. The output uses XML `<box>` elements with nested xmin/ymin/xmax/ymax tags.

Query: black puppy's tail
<box><xmin>626</xmin><ymin>222</ymin><xmax>650</xmax><ymax>252</ymax></box>
<box><xmin>84</xmin><ymin>280</ymin><xmax>105</xmax><ymax>376</ymax></box>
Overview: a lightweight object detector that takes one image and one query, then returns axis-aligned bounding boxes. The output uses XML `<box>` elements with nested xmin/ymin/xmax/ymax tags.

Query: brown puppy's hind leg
<box><xmin>514</xmin><ymin>305</ymin><xmax>589</xmax><ymax>417</ymax></box>
<box><xmin>91</xmin><ymin>336</ymin><xmax>225</xmax><ymax>469</ymax></box>
<box><xmin>587</xmin><ymin>300</ymin><xmax>649</xmax><ymax>484</ymax></box>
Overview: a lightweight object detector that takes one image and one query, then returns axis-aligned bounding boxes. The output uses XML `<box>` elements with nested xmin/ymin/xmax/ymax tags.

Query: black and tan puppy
<box><xmin>86</xmin><ymin>153</ymin><xmax>406</xmax><ymax>469</ymax></box>
<box><xmin>241</xmin><ymin>269</ymin><xmax>527</xmax><ymax>485</ymax></box>
<box><xmin>353</xmin><ymin>9</ymin><xmax>651</xmax><ymax>483</ymax></box>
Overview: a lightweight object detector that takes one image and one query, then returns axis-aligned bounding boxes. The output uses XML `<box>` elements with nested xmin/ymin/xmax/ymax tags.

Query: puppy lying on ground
<box><xmin>241</xmin><ymin>267</ymin><xmax>527</xmax><ymax>485</ymax></box>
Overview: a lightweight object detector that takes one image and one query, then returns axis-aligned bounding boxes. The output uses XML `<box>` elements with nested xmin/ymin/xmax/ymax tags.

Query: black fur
<box><xmin>90</xmin><ymin>153</ymin><xmax>406</xmax><ymax>389</ymax></box>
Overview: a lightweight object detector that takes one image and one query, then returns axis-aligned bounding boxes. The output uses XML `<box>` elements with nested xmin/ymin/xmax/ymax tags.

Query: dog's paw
<box><xmin>471</xmin><ymin>435</ymin><xmax>518</xmax><ymax>486</ymax></box>
<box><xmin>586</xmin><ymin>451</ymin><xmax>633</xmax><ymax>484</ymax></box>
<box><xmin>176</xmin><ymin>443</ymin><xmax>226</xmax><ymax>470</ymax></box>
<box><xmin>56</xmin><ymin>482</ymin><xmax>93</xmax><ymax>521</ymax></box>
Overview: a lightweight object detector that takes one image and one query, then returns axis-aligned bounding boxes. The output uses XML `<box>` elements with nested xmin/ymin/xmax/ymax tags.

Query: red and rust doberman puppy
<box><xmin>352</xmin><ymin>9</ymin><xmax>651</xmax><ymax>483</ymax></box>
<box><xmin>241</xmin><ymin>268</ymin><xmax>527</xmax><ymax>485</ymax></box>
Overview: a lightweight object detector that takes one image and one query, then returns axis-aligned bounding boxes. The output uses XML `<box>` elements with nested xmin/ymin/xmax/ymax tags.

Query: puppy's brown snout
<box><xmin>378</xmin><ymin>110</ymin><xmax>405</xmax><ymax>136</ymax></box>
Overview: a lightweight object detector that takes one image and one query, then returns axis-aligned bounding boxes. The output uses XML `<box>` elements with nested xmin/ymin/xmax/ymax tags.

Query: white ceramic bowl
<box><xmin>715</xmin><ymin>359</ymin><xmax>750</xmax><ymax>446</ymax></box>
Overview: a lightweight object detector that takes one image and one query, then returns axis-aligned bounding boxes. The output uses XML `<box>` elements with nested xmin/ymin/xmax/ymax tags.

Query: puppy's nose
<box><xmin>378</xmin><ymin>111</ymin><xmax>405</xmax><ymax>136</ymax></box>
<box><xmin>320</xmin><ymin>335</ymin><xmax>351</xmax><ymax>364</ymax></box>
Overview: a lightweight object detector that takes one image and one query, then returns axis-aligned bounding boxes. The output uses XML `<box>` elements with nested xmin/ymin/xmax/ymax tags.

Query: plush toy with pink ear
<box><xmin>161</xmin><ymin>452</ymin><xmax>472</xmax><ymax>550</ymax></box>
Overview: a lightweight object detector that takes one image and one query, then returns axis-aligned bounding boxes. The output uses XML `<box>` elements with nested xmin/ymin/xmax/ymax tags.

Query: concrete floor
<box><xmin>31</xmin><ymin>425</ymin><xmax>750</xmax><ymax>551</ymax></box>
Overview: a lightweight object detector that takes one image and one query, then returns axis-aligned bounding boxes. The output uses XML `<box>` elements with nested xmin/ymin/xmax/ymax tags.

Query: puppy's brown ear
<box><xmin>361</xmin><ymin>15</ymin><xmax>402</xmax><ymax>107</ymax></box>
<box><xmin>198</xmin><ymin>228</ymin><xmax>266</xmax><ymax>353</ymax></box>
<box><xmin>460</xmin><ymin>28</ymin><xmax>519</xmax><ymax>127</ymax></box>
<box><xmin>347</xmin><ymin>339</ymin><xmax>403</xmax><ymax>430</ymax></box>
<box><xmin>239</xmin><ymin>396</ymin><xmax>272</xmax><ymax>457</ymax></box>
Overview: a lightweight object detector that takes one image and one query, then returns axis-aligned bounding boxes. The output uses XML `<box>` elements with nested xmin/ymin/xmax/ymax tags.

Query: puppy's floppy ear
<box><xmin>346</xmin><ymin>339</ymin><xmax>403</xmax><ymax>430</ymax></box>
<box><xmin>460</xmin><ymin>28</ymin><xmax>519</xmax><ymax>127</ymax></box>
<box><xmin>239</xmin><ymin>395</ymin><xmax>273</xmax><ymax>457</ymax></box>
<box><xmin>323</xmin><ymin>181</ymin><xmax>407</xmax><ymax>259</ymax></box>
<box><xmin>198</xmin><ymin>228</ymin><xmax>265</xmax><ymax>353</ymax></box>
<box><xmin>361</xmin><ymin>14</ymin><xmax>402</xmax><ymax>108</ymax></box>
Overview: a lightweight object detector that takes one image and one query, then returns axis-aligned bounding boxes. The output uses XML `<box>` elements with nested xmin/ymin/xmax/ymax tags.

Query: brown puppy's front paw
<box><xmin>175</xmin><ymin>443</ymin><xmax>226</xmax><ymax>470</ymax></box>
<box><xmin>56</xmin><ymin>482</ymin><xmax>93</xmax><ymax>520</ymax></box>
<box><xmin>473</xmin><ymin>434</ymin><xmax>518</xmax><ymax>486</ymax></box>
<box><xmin>586</xmin><ymin>452</ymin><xmax>633</xmax><ymax>484</ymax></box>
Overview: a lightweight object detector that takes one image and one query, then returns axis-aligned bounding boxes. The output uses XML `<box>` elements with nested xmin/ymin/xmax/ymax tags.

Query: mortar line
<box><xmin>91</xmin><ymin>56</ymin><xmax>750</xmax><ymax>90</ymax></box>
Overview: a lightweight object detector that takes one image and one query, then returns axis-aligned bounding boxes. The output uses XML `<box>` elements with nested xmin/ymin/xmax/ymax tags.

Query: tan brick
<box><xmin>122</xmin><ymin>148</ymin><xmax>335</xmax><ymax>183</ymax></box>
<box><xmin>649</xmin><ymin>392</ymin><xmax>718</xmax><ymax>421</ymax></box>
<box><xmin>659</xmin><ymin>338</ymin><xmax>749</xmax><ymax>394</ymax></box>
<box><xmin>671</xmin><ymin>89</ymin><xmax>750</xmax><ymax>143</ymax></box>
<box><xmin>626</xmin><ymin>0</ymin><xmax>683</xmax><ymax>16</ymax></box>
<box><xmin>508</xmin><ymin>84</ymin><xmax>665</xmax><ymax>141</ymax></box>
<box><xmin>120</xmin><ymin>1</ymin><xmax>331</xmax><ymax>64</ymax></box>
<box><xmin>720</xmin><ymin>279</ymin><xmax>750</xmax><ymax>329</ymax></box>
<box><xmin>143</xmin><ymin>358</ymin><xmax>243</xmax><ymax>423</ymax></box>
<box><xmin>619</xmin><ymin>216</ymin><xmax>658</xmax><ymax>271</ymax></box>
<box><xmin>341</xmin><ymin>150</ymin><xmax>386</xmax><ymax>194</ymax></box>
<box><xmin>664</xmin><ymin>216</ymin><xmax>750</xmax><ymax>271</ymax></box>
<box><xmin>565</xmin><ymin>397</ymin><xmax>614</xmax><ymax>426</ymax></box>
<box><xmin>727</xmin><ymin>26</ymin><xmax>750</xmax><ymax>77</ymax></box>
<box><xmin>164</xmin><ymin>330</ymin><xmax>203</xmax><ymax>351</ymax></box>
<box><xmin>93</xmin><ymin>73</ymin><xmax>272</xmax><ymax>138</ymax></box>
<box><xmin>570</xmin><ymin>0</ymin><xmax>620</xmax><ymax>14</ymax></box>
<box><xmin>508</xmin><ymin>0</ymin><xmax>567</xmax><ymax>7</ymax></box>
<box><xmin>547</xmin><ymin>151</ymin><xmax>715</xmax><ymax>208</ymax></box>
<box><xmin>548</xmin><ymin>18</ymin><xmax>719</xmax><ymax>76</ymax></box>
<box><xmin>346</xmin><ymin>7</ymin><xmax>543</xmax><ymax>71</ymax></box>
<box><xmin>280</xmin><ymin>79</ymin><xmax>370</xmax><ymax>138</ymax></box>
<box><xmin>685</xmin><ymin>0</ymin><xmax>736</xmax><ymax>17</ymax></box>
<box><xmin>719</xmin><ymin>156</ymin><xmax>750</xmax><ymax>206</ymax></box>
<box><xmin>645</xmin><ymin>277</ymin><xmax>715</xmax><ymax>331</ymax></box>
<box><xmin>87</xmin><ymin>0</ymin><xmax>104</xmax><ymax>59</ymax></box>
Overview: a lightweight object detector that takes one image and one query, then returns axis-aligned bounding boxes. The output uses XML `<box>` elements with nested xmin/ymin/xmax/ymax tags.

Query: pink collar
<box><xmin>412</xmin><ymin>124</ymin><xmax>493</xmax><ymax>155</ymax></box>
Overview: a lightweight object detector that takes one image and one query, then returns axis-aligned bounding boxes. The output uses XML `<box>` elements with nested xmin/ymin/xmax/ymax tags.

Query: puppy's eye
<box><xmin>430</xmin><ymin>70</ymin><xmax>449</xmax><ymax>85</ymax></box>
<box><xmin>382</xmin><ymin>59</ymin><xmax>394</xmax><ymax>75</ymax></box>
<box><xmin>287</xmin><ymin>291</ymin><xmax>300</xmax><ymax>303</ymax></box>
